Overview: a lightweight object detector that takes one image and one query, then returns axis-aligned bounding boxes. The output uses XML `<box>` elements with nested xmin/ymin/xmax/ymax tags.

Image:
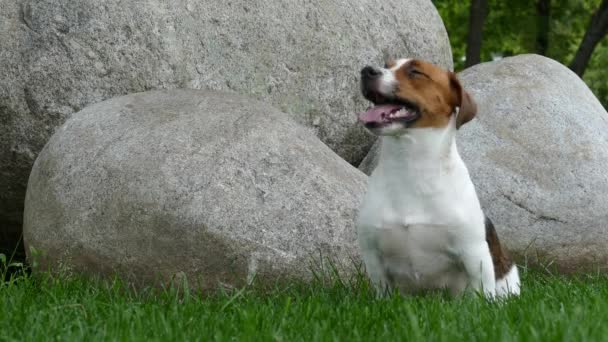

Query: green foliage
<box><xmin>583</xmin><ymin>39</ymin><xmax>608</xmax><ymax>105</ymax></box>
<box><xmin>433</xmin><ymin>0</ymin><xmax>607</xmax><ymax>109</ymax></box>
<box><xmin>2</xmin><ymin>269</ymin><xmax>608</xmax><ymax>340</ymax></box>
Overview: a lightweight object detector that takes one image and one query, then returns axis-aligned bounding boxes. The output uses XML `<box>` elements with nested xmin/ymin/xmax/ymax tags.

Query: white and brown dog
<box><xmin>356</xmin><ymin>58</ymin><xmax>520</xmax><ymax>298</ymax></box>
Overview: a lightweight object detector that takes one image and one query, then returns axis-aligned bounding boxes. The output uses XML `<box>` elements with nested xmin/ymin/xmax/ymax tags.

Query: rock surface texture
<box><xmin>359</xmin><ymin>54</ymin><xmax>608</xmax><ymax>272</ymax></box>
<box><xmin>0</xmin><ymin>0</ymin><xmax>452</xmax><ymax>255</ymax></box>
<box><xmin>23</xmin><ymin>90</ymin><xmax>367</xmax><ymax>289</ymax></box>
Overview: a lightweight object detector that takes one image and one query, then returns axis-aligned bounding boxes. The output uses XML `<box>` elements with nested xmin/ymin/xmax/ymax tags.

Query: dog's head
<box><xmin>358</xmin><ymin>58</ymin><xmax>477</xmax><ymax>136</ymax></box>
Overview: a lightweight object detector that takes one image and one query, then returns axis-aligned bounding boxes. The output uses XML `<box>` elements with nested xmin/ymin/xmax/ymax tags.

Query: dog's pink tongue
<box><xmin>358</xmin><ymin>104</ymin><xmax>402</xmax><ymax>123</ymax></box>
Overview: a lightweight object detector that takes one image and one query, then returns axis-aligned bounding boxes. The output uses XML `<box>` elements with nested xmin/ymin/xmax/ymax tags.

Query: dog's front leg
<box><xmin>361</xmin><ymin>250</ymin><xmax>392</xmax><ymax>297</ymax></box>
<box><xmin>460</xmin><ymin>243</ymin><xmax>496</xmax><ymax>298</ymax></box>
<box><xmin>358</xmin><ymin>229</ymin><xmax>391</xmax><ymax>297</ymax></box>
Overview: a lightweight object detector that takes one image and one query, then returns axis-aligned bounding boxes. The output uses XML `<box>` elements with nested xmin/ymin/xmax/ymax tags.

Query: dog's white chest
<box><xmin>371</xmin><ymin>221</ymin><xmax>459</xmax><ymax>282</ymax></box>
<box><xmin>357</xmin><ymin>131</ymin><xmax>486</xmax><ymax>294</ymax></box>
<box><xmin>358</xmin><ymin>183</ymin><xmax>478</xmax><ymax>293</ymax></box>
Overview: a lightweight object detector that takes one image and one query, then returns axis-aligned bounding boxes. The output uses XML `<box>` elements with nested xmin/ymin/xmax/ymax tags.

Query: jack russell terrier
<box><xmin>356</xmin><ymin>58</ymin><xmax>520</xmax><ymax>298</ymax></box>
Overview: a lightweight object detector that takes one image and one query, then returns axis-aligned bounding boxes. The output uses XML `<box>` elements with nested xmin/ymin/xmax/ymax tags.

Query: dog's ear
<box><xmin>449</xmin><ymin>72</ymin><xmax>477</xmax><ymax>129</ymax></box>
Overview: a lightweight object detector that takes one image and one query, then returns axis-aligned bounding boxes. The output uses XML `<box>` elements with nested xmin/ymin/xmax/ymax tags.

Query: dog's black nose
<box><xmin>361</xmin><ymin>66</ymin><xmax>381</xmax><ymax>79</ymax></box>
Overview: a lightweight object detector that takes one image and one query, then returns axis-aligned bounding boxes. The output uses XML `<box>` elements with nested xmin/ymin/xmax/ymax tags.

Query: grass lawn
<box><xmin>2</xmin><ymin>259</ymin><xmax>608</xmax><ymax>342</ymax></box>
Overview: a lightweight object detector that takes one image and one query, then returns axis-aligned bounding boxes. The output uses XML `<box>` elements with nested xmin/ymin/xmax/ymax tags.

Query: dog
<box><xmin>356</xmin><ymin>58</ymin><xmax>520</xmax><ymax>298</ymax></box>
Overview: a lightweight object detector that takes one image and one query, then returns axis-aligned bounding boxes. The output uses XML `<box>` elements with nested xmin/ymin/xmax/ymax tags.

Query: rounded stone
<box><xmin>24</xmin><ymin>89</ymin><xmax>367</xmax><ymax>289</ymax></box>
<box><xmin>1</xmin><ymin>0</ymin><xmax>452</xmax><ymax>252</ymax></box>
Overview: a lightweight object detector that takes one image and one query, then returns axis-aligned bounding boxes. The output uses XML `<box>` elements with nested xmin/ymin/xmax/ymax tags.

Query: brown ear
<box><xmin>449</xmin><ymin>73</ymin><xmax>477</xmax><ymax>129</ymax></box>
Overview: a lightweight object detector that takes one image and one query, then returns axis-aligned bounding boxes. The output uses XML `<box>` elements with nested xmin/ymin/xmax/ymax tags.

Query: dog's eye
<box><xmin>409</xmin><ymin>69</ymin><xmax>427</xmax><ymax>78</ymax></box>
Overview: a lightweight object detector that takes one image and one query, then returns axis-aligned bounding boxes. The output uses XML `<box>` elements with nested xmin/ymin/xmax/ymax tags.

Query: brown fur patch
<box><xmin>485</xmin><ymin>217</ymin><xmax>514</xmax><ymax>280</ymax></box>
<box><xmin>393</xmin><ymin>60</ymin><xmax>476</xmax><ymax>129</ymax></box>
<box><xmin>448</xmin><ymin>73</ymin><xmax>477</xmax><ymax>128</ymax></box>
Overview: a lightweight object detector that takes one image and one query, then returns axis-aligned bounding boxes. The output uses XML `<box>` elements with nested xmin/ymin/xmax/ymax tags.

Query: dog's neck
<box><xmin>377</xmin><ymin>121</ymin><xmax>459</xmax><ymax>178</ymax></box>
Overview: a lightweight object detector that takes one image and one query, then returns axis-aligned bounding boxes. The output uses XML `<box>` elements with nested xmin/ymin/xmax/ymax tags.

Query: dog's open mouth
<box><xmin>358</xmin><ymin>99</ymin><xmax>420</xmax><ymax>128</ymax></box>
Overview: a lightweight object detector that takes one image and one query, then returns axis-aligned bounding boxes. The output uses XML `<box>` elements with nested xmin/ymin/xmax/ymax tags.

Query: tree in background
<box><xmin>465</xmin><ymin>0</ymin><xmax>489</xmax><ymax>67</ymax></box>
<box><xmin>570</xmin><ymin>0</ymin><xmax>608</xmax><ymax>76</ymax></box>
<box><xmin>433</xmin><ymin>0</ymin><xmax>607</xmax><ymax>109</ymax></box>
<box><xmin>536</xmin><ymin>0</ymin><xmax>552</xmax><ymax>55</ymax></box>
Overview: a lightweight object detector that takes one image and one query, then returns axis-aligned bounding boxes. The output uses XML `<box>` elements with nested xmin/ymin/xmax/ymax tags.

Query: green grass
<box><xmin>2</xmin><ymin>258</ymin><xmax>608</xmax><ymax>342</ymax></box>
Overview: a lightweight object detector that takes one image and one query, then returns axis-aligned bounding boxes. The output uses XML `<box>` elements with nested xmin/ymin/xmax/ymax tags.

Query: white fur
<box><xmin>357</xmin><ymin>117</ymin><xmax>514</xmax><ymax>298</ymax></box>
<box><xmin>378</xmin><ymin>58</ymin><xmax>409</xmax><ymax>95</ymax></box>
<box><xmin>496</xmin><ymin>264</ymin><xmax>521</xmax><ymax>297</ymax></box>
<box><xmin>392</xmin><ymin>58</ymin><xmax>411</xmax><ymax>70</ymax></box>
<box><xmin>378</xmin><ymin>70</ymin><xmax>397</xmax><ymax>95</ymax></box>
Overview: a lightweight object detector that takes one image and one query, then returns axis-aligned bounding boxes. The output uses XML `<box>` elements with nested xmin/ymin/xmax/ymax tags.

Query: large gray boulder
<box><xmin>23</xmin><ymin>89</ymin><xmax>367</xmax><ymax>289</ymax></box>
<box><xmin>360</xmin><ymin>54</ymin><xmax>608</xmax><ymax>272</ymax></box>
<box><xmin>1</xmin><ymin>0</ymin><xmax>452</xmax><ymax>254</ymax></box>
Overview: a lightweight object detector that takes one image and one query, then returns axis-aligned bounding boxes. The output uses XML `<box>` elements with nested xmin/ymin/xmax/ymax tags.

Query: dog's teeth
<box><xmin>386</xmin><ymin>108</ymin><xmax>411</xmax><ymax>120</ymax></box>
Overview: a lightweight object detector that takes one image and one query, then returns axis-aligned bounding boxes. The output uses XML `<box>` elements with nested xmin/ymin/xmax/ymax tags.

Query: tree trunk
<box><xmin>570</xmin><ymin>0</ymin><xmax>608</xmax><ymax>77</ymax></box>
<box><xmin>536</xmin><ymin>0</ymin><xmax>551</xmax><ymax>55</ymax></box>
<box><xmin>465</xmin><ymin>0</ymin><xmax>489</xmax><ymax>68</ymax></box>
